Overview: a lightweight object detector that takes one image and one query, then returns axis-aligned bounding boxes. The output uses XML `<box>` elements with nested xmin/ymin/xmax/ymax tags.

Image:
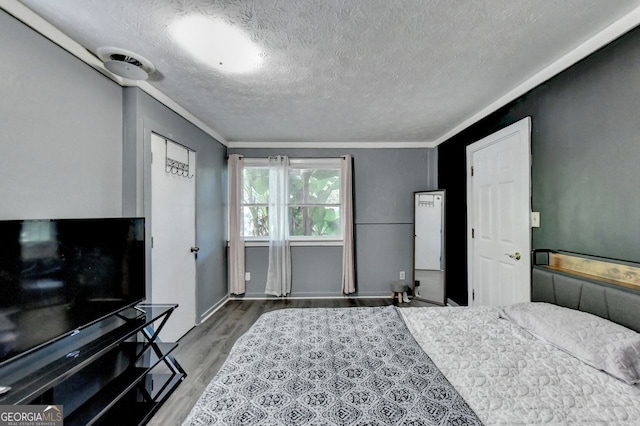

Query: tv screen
<box><xmin>0</xmin><ymin>218</ymin><xmax>145</xmax><ymax>366</ymax></box>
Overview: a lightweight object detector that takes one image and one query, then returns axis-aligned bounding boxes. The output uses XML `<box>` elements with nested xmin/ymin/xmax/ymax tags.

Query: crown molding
<box><xmin>5</xmin><ymin>0</ymin><xmax>639</xmax><ymax>150</ymax></box>
<box><xmin>1</xmin><ymin>0</ymin><xmax>228</xmax><ymax>146</ymax></box>
<box><xmin>228</xmin><ymin>141</ymin><xmax>438</xmax><ymax>149</ymax></box>
<box><xmin>434</xmin><ymin>5</ymin><xmax>640</xmax><ymax>146</ymax></box>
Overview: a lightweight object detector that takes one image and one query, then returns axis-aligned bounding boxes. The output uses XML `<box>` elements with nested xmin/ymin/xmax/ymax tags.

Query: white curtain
<box><xmin>341</xmin><ymin>155</ymin><xmax>356</xmax><ymax>294</ymax></box>
<box><xmin>265</xmin><ymin>155</ymin><xmax>291</xmax><ymax>296</ymax></box>
<box><xmin>228</xmin><ymin>154</ymin><xmax>245</xmax><ymax>295</ymax></box>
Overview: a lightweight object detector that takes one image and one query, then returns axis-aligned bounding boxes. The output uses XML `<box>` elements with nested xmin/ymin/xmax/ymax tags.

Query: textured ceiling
<box><xmin>13</xmin><ymin>0</ymin><xmax>640</xmax><ymax>146</ymax></box>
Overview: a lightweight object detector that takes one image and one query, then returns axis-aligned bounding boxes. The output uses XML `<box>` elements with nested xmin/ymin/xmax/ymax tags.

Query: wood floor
<box><xmin>148</xmin><ymin>297</ymin><xmax>439</xmax><ymax>426</ymax></box>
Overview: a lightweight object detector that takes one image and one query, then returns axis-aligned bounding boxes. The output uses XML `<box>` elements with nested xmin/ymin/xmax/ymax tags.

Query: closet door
<box><xmin>150</xmin><ymin>133</ymin><xmax>197</xmax><ymax>342</ymax></box>
<box><xmin>413</xmin><ymin>190</ymin><xmax>445</xmax><ymax>305</ymax></box>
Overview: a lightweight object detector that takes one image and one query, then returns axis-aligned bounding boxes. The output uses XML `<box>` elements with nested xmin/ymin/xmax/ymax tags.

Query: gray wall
<box><xmin>529</xmin><ymin>40</ymin><xmax>640</xmax><ymax>257</ymax></box>
<box><xmin>228</xmin><ymin>147</ymin><xmax>437</xmax><ymax>297</ymax></box>
<box><xmin>0</xmin><ymin>10</ymin><xmax>123</xmax><ymax>220</ymax></box>
<box><xmin>438</xmin><ymin>25</ymin><xmax>640</xmax><ymax>305</ymax></box>
<box><xmin>123</xmin><ymin>88</ymin><xmax>228</xmax><ymax>322</ymax></box>
<box><xmin>1</xmin><ymin>10</ymin><xmax>228</xmax><ymax>322</ymax></box>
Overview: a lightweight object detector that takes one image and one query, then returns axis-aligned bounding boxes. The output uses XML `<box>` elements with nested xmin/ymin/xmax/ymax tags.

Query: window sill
<box><xmin>228</xmin><ymin>240</ymin><xmax>344</xmax><ymax>247</ymax></box>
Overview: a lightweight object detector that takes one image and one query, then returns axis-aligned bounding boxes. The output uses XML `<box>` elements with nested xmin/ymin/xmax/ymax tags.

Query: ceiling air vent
<box><xmin>96</xmin><ymin>47</ymin><xmax>155</xmax><ymax>81</ymax></box>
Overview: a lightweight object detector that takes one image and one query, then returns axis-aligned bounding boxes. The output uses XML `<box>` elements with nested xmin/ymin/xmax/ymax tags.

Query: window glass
<box><xmin>240</xmin><ymin>161</ymin><xmax>342</xmax><ymax>239</ymax></box>
<box><xmin>288</xmin><ymin>167</ymin><xmax>340</xmax><ymax>237</ymax></box>
<box><xmin>242</xmin><ymin>167</ymin><xmax>269</xmax><ymax>204</ymax></box>
<box><xmin>242</xmin><ymin>167</ymin><xmax>269</xmax><ymax>237</ymax></box>
<box><xmin>242</xmin><ymin>206</ymin><xmax>268</xmax><ymax>237</ymax></box>
<box><xmin>289</xmin><ymin>206</ymin><xmax>340</xmax><ymax>237</ymax></box>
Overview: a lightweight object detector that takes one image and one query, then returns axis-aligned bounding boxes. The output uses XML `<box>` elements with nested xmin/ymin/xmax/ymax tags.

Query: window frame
<box><xmin>240</xmin><ymin>158</ymin><xmax>344</xmax><ymax>246</ymax></box>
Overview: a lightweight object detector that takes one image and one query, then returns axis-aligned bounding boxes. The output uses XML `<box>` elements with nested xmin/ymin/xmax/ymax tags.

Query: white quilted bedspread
<box><xmin>400</xmin><ymin>306</ymin><xmax>640</xmax><ymax>425</ymax></box>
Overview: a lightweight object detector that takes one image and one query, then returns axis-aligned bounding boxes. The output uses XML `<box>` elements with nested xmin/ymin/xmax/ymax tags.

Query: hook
<box><xmin>186</xmin><ymin>150</ymin><xmax>194</xmax><ymax>179</ymax></box>
<box><xmin>163</xmin><ymin>139</ymin><xmax>194</xmax><ymax>178</ymax></box>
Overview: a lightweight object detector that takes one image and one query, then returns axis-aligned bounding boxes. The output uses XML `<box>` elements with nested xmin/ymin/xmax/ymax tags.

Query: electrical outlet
<box><xmin>245</xmin><ymin>272</ymin><xmax>251</xmax><ymax>281</ymax></box>
<box><xmin>399</xmin><ymin>271</ymin><xmax>405</xmax><ymax>280</ymax></box>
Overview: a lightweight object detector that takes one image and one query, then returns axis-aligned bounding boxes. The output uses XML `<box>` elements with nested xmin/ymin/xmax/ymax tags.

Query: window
<box><xmin>242</xmin><ymin>164</ymin><xmax>269</xmax><ymax>237</ymax></box>
<box><xmin>241</xmin><ymin>158</ymin><xmax>342</xmax><ymax>241</ymax></box>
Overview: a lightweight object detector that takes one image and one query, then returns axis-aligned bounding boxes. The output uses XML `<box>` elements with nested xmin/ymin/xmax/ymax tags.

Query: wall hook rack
<box><xmin>164</xmin><ymin>139</ymin><xmax>194</xmax><ymax>178</ymax></box>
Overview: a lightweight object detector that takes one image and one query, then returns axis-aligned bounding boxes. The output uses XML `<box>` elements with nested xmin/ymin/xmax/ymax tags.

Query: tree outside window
<box><xmin>241</xmin><ymin>160</ymin><xmax>341</xmax><ymax>239</ymax></box>
<box><xmin>242</xmin><ymin>166</ymin><xmax>269</xmax><ymax>237</ymax></box>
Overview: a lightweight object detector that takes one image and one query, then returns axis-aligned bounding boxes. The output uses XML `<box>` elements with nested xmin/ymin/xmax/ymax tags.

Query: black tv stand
<box><xmin>0</xmin><ymin>304</ymin><xmax>186</xmax><ymax>426</ymax></box>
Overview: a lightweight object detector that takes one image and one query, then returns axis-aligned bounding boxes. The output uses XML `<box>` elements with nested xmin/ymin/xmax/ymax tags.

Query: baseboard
<box><xmin>228</xmin><ymin>294</ymin><xmax>392</xmax><ymax>301</ymax></box>
<box><xmin>198</xmin><ymin>295</ymin><xmax>229</xmax><ymax>324</ymax></box>
<box><xmin>446</xmin><ymin>298</ymin><xmax>459</xmax><ymax>307</ymax></box>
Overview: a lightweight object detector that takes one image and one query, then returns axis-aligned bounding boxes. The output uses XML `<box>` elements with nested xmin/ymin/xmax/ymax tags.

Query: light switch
<box><xmin>531</xmin><ymin>212</ymin><xmax>540</xmax><ymax>228</ymax></box>
<box><xmin>245</xmin><ymin>272</ymin><xmax>251</xmax><ymax>281</ymax></box>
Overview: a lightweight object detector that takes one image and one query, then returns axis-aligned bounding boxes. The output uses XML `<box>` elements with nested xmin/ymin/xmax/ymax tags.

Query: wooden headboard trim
<box><xmin>544</xmin><ymin>252</ymin><xmax>640</xmax><ymax>292</ymax></box>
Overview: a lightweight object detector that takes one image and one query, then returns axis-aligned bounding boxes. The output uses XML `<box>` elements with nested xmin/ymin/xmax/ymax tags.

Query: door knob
<box><xmin>505</xmin><ymin>252</ymin><xmax>521</xmax><ymax>261</ymax></box>
<box><xmin>190</xmin><ymin>246</ymin><xmax>200</xmax><ymax>253</ymax></box>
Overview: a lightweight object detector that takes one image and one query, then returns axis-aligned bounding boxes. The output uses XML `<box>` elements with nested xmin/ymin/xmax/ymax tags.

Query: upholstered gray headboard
<box><xmin>532</xmin><ymin>266</ymin><xmax>640</xmax><ymax>333</ymax></box>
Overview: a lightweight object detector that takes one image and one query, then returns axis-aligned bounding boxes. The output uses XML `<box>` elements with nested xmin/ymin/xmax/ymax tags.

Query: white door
<box><xmin>466</xmin><ymin>117</ymin><xmax>531</xmax><ymax>307</ymax></box>
<box><xmin>150</xmin><ymin>133</ymin><xmax>197</xmax><ymax>342</ymax></box>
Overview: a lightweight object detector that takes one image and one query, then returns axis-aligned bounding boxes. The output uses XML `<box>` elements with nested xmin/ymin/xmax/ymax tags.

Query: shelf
<box><xmin>64</xmin><ymin>335</ymin><xmax>181</xmax><ymax>425</ymax></box>
<box><xmin>144</xmin><ymin>372</ymin><xmax>184</xmax><ymax>402</ymax></box>
<box><xmin>133</xmin><ymin>342</ymin><xmax>179</xmax><ymax>369</ymax></box>
<box><xmin>64</xmin><ymin>363</ymin><xmax>183</xmax><ymax>426</ymax></box>
<box><xmin>0</xmin><ymin>316</ymin><xmax>146</xmax><ymax>405</ymax></box>
<box><xmin>64</xmin><ymin>366</ymin><xmax>150</xmax><ymax>426</ymax></box>
<box><xmin>533</xmin><ymin>250</ymin><xmax>640</xmax><ymax>292</ymax></box>
<box><xmin>0</xmin><ymin>303</ymin><xmax>184</xmax><ymax>426</ymax></box>
<box><xmin>94</xmin><ymin>373</ymin><xmax>185</xmax><ymax>426</ymax></box>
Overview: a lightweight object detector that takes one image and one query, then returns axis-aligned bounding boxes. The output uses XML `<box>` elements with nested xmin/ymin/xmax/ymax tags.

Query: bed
<box><xmin>182</xmin><ymin>254</ymin><xmax>640</xmax><ymax>425</ymax></box>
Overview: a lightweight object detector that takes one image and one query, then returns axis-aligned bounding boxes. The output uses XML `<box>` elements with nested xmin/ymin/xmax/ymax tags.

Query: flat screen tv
<box><xmin>0</xmin><ymin>217</ymin><xmax>146</xmax><ymax>366</ymax></box>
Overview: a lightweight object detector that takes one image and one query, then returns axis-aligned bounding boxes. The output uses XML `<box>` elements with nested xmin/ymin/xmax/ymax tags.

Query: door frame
<box><xmin>465</xmin><ymin>117</ymin><xmax>532</xmax><ymax>306</ymax></box>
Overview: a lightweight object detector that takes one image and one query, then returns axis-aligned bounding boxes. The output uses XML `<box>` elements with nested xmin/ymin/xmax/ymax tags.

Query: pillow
<box><xmin>500</xmin><ymin>302</ymin><xmax>640</xmax><ymax>385</ymax></box>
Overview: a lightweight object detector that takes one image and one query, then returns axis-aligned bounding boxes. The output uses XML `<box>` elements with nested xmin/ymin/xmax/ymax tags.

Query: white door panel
<box><xmin>150</xmin><ymin>133</ymin><xmax>197</xmax><ymax>342</ymax></box>
<box><xmin>467</xmin><ymin>117</ymin><xmax>531</xmax><ymax>307</ymax></box>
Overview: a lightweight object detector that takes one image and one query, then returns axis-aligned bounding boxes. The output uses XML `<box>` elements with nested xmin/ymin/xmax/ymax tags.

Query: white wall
<box><xmin>0</xmin><ymin>10</ymin><xmax>123</xmax><ymax>220</ymax></box>
<box><xmin>0</xmin><ymin>10</ymin><xmax>229</xmax><ymax>320</ymax></box>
